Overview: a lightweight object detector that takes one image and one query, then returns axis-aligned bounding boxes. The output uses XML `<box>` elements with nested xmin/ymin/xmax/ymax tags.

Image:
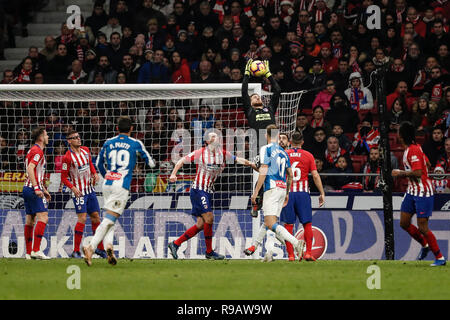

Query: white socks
<box><xmin>90</xmin><ymin>218</ymin><xmax>115</xmax><ymax>250</ymax></box>
<box><xmin>273</xmin><ymin>224</ymin><xmax>298</xmax><ymax>247</ymax></box>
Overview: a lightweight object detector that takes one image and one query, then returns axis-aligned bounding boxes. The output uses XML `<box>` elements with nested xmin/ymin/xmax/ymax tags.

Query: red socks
<box><xmin>405</xmin><ymin>224</ymin><xmax>428</xmax><ymax>247</ymax></box>
<box><xmin>174</xmin><ymin>225</ymin><xmax>201</xmax><ymax>247</ymax></box>
<box><xmin>424</xmin><ymin>230</ymin><xmax>443</xmax><ymax>259</ymax></box>
<box><xmin>74</xmin><ymin>222</ymin><xmax>85</xmax><ymax>252</ymax></box>
<box><xmin>91</xmin><ymin>221</ymin><xmax>104</xmax><ymax>250</ymax></box>
<box><xmin>32</xmin><ymin>221</ymin><xmax>46</xmax><ymax>252</ymax></box>
<box><xmin>24</xmin><ymin>224</ymin><xmax>33</xmax><ymax>255</ymax></box>
<box><xmin>284</xmin><ymin>224</ymin><xmax>294</xmax><ymax>257</ymax></box>
<box><xmin>204</xmin><ymin>223</ymin><xmax>213</xmax><ymax>254</ymax></box>
<box><xmin>304</xmin><ymin>223</ymin><xmax>313</xmax><ymax>254</ymax></box>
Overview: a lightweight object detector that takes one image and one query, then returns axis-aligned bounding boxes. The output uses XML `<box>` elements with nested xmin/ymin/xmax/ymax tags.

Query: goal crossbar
<box><xmin>0</xmin><ymin>83</ymin><xmax>263</xmax><ymax>102</ymax></box>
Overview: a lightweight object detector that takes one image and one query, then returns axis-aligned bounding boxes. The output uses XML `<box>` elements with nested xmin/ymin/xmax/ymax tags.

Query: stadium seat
<box><xmin>350</xmin><ymin>155</ymin><xmax>367</xmax><ymax>173</ymax></box>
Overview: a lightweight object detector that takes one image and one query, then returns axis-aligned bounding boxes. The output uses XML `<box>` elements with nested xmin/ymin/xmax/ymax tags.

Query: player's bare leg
<box><xmin>399</xmin><ymin>212</ymin><xmax>429</xmax><ymax>260</ymax></box>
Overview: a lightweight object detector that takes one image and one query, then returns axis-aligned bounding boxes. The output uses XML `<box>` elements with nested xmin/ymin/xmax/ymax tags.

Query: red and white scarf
<box><xmin>213</xmin><ymin>0</ymin><xmax>225</xmax><ymax>24</ymax></box>
<box><xmin>17</xmin><ymin>68</ymin><xmax>32</xmax><ymax>83</ymax></box>
<box><xmin>311</xmin><ymin>118</ymin><xmax>324</xmax><ymax>128</ymax></box>
<box><xmin>325</xmin><ymin>147</ymin><xmax>346</xmax><ymax>166</ymax></box>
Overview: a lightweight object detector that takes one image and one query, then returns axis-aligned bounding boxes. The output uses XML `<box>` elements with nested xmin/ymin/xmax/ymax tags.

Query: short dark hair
<box><xmin>31</xmin><ymin>127</ymin><xmax>46</xmax><ymax>143</ymax></box>
<box><xmin>291</xmin><ymin>131</ymin><xmax>303</xmax><ymax>144</ymax></box>
<box><xmin>399</xmin><ymin>121</ymin><xmax>416</xmax><ymax>145</ymax></box>
<box><xmin>67</xmin><ymin>129</ymin><xmax>78</xmax><ymax>138</ymax></box>
<box><xmin>117</xmin><ymin>116</ymin><xmax>133</xmax><ymax>133</ymax></box>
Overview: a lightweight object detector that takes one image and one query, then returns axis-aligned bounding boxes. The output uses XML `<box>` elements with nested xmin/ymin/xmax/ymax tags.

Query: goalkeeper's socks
<box><xmin>204</xmin><ymin>223</ymin><xmax>213</xmax><ymax>254</ymax></box>
<box><xmin>73</xmin><ymin>222</ymin><xmax>85</xmax><ymax>252</ymax></box>
<box><xmin>284</xmin><ymin>224</ymin><xmax>295</xmax><ymax>257</ymax></box>
<box><xmin>174</xmin><ymin>225</ymin><xmax>201</xmax><ymax>247</ymax></box>
<box><xmin>32</xmin><ymin>221</ymin><xmax>46</xmax><ymax>252</ymax></box>
<box><xmin>24</xmin><ymin>224</ymin><xmax>33</xmax><ymax>254</ymax></box>
<box><xmin>303</xmin><ymin>223</ymin><xmax>313</xmax><ymax>254</ymax></box>
<box><xmin>405</xmin><ymin>224</ymin><xmax>428</xmax><ymax>247</ymax></box>
<box><xmin>91</xmin><ymin>221</ymin><xmax>104</xmax><ymax>250</ymax></box>
<box><xmin>424</xmin><ymin>230</ymin><xmax>443</xmax><ymax>259</ymax></box>
<box><xmin>272</xmin><ymin>223</ymin><xmax>298</xmax><ymax>247</ymax></box>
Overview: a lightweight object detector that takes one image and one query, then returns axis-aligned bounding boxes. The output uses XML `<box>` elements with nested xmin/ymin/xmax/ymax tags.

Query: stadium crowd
<box><xmin>1</xmin><ymin>0</ymin><xmax>450</xmax><ymax>193</ymax></box>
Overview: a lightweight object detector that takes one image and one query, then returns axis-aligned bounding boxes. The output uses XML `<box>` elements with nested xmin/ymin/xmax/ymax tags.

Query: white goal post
<box><xmin>0</xmin><ymin>83</ymin><xmax>304</xmax><ymax>259</ymax></box>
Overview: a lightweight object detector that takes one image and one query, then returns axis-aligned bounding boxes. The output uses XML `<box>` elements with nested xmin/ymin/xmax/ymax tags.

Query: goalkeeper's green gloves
<box><xmin>244</xmin><ymin>58</ymin><xmax>253</xmax><ymax>77</ymax></box>
<box><xmin>263</xmin><ymin>60</ymin><xmax>272</xmax><ymax>78</ymax></box>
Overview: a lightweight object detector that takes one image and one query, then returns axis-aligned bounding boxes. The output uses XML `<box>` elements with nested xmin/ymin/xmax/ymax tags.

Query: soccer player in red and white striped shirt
<box><xmin>280</xmin><ymin>132</ymin><xmax>325</xmax><ymax>261</ymax></box>
<box><xmin>22</xmin><ymin>127</ymin><xmax>51</xmax><ymax>260</ymax></box>
<box><xmin>392</xmin><ymin>122</ymin><xmax>446</xmax><ymax>266</ymax></box>
<box><xmin>61</xmin><ymin>130</ymin><xmax>105</xmax><ymax>259</ymax></box>
<box><xmin>168</xmin><ymin>132</ymin><xmax>255</xmax><ymax>260</ymax></box>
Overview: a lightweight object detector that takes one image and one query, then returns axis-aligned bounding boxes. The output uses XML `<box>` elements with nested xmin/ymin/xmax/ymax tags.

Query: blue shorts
<box><xmin>280</xmin><ymin>192</ymin><xmax>312</xmax><ymax>225</ymax></box>
<box><xmin>22</xmin><ymin>186</ymin><xmax>48</xmax><ymax>215</ymax></box>
<box><xmin>400</xmin><ymin>193</ymin><xmax>434</xmax><ymax>218</ymax></box>
<box><xmin>190</xmin><ymin>188</ymin><xmax>212</xmax><ymax>217</ymax></box>
<box><xmin>72</xmin><ymin>192</ymin><xmax>100</xmax><ymax>215</ymax></box>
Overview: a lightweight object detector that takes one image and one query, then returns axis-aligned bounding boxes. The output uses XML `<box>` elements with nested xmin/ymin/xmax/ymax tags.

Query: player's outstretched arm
<box><xmin>242</xmin><ymin>59</ymin><xmax>252</xmax><ymax>110</ymax></box>
<box><xmin>392</xmin><ymin>168</ymin><xmax>422</xmax><ymax>181</ymax></box>
<box><xmin>263</xmin><ymin>60</ymin><xmax>281</xmax><ymax>114</ymax></box>
<box><xmin>169</xmin><ymin>158</ymin><xmax>185</xmax><ymax>183</ymax></box>
<box><xmin>234</xmin><ymin>156</ymin><xmax>258</xmax><ymax>170</ymax></box>
<box><xmin>311</xmin><ymin>170</ymin><xmax>325</xmax><ymax>207</ymax></box>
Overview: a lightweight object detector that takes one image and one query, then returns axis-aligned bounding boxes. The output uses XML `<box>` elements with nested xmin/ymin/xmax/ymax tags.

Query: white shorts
<box><xmin>102</xmin><ymin>184</ymin><xmax>129</xmax><ymax>215</ymax></box>
<box><xmin>262</xmin><ymin>187</ymin><xmax>287</xmax><ymax>217</ymax></box>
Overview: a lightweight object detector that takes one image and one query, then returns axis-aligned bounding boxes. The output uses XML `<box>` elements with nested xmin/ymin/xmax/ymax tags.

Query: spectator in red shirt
<box><xmin>319</xmin><ymin>42</ymin><xmax>338</xmax><ymax>75</ymax></box>
<box><xmin>387</xmin><ymin>81</ymin><xmax>416</xmax><ymax>112</ymax></box>
<box><xmin>170</xmin><ymin>51</ymin><xmax>191</xmax><ymax>83</ymax></box>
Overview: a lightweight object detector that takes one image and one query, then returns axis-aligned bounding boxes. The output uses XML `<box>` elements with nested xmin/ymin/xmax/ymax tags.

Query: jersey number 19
<box><xmin>108</xmin><ymin>149</ymin><xmax>130</xmax><ymax>171</ymax></box>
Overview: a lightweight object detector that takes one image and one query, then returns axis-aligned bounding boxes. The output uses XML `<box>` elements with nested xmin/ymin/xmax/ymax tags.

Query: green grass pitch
<box><xmin>0</xmin><ymin>259</ymin><xmax>448</xmax><ymax>300</ymax></box>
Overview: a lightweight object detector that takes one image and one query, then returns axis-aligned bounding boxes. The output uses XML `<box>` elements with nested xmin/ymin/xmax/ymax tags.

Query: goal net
<box><xmin>0</xmin><ymin>84</ymin><xmax>303</xmax><ymax>259</ymax></box>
